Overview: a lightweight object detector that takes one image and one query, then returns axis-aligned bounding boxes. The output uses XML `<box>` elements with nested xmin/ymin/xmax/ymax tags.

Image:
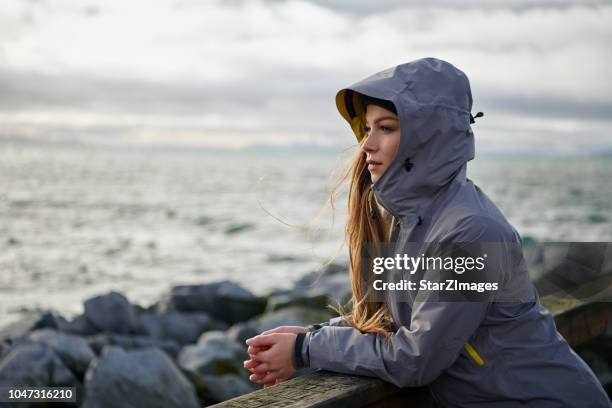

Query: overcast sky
<box><xmin>0</xmin><ymin>0</ymin><xmax>610</xmax><ymax>155</ymax></box>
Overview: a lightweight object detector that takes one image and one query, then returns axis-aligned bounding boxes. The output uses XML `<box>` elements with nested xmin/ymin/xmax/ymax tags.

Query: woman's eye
<box><xmin>364</xmin><ymin>125</ymin><xmax>394</xmax><ymax>134</ymax></box>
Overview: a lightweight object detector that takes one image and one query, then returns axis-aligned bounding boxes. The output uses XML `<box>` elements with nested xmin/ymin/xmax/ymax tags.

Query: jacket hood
<box><xmin>335</xmin><ymin>57</ymin><xmax>480</xmax><ymax>220</ymax></box>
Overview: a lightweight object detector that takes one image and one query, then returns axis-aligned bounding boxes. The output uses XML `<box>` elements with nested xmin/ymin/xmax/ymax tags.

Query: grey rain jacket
<box><xmin>295</xmin><ymin>58</ymin><xmax>611</xmax><ymax>407</ymax></box>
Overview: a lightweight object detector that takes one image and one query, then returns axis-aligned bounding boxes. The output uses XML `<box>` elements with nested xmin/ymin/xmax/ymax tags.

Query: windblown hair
<box><xmin>323</xmin><ymin>144</ymin><xmax>396</xmax><ymax>345</ymax></box>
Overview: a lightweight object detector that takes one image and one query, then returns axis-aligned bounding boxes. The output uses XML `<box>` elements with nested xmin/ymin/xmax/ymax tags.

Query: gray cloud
<box><xmin>0</xmin><ymin>0</ymin><xmax>610</xmax><ymax>154</ymax></box>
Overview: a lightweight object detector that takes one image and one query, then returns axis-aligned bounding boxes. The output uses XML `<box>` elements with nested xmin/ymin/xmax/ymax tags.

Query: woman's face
<box><xmin>360</xmin><ymin>104</ymin><xmax>401</xmax><ymax>184</ymax></box>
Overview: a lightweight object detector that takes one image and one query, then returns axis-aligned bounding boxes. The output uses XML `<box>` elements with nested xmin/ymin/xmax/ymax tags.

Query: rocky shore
<box><xmin>0</xmin><ymin>262</ymin><xmax>351</xmax><ymax>407</ymax></box>
<box><xmin>1</xmin><ymin>241</ymin><xmax>611</xmax><ymax>406</ymax></box>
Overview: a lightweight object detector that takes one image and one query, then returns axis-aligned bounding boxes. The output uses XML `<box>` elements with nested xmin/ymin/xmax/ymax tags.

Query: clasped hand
<box><xmin>243</xmin><ymin>325</ymin><xmax>308</xmax><ymax>388</ymax></box>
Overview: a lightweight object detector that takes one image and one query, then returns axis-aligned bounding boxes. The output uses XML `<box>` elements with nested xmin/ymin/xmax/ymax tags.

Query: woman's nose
<box><xmin>360</xmin><ymin>134</ymin><xmax>377</xmax><ymax>153</ymax></box>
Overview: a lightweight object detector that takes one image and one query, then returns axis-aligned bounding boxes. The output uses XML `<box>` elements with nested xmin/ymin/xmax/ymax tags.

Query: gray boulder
<box><xmin>294</xmin><ymin>262</ymin><xmax>347</xmax><ymax>287</ymax></box>
<box><xmin>178</xmin><ymin>331</ymin><xmax>248</xmax><ymax>378</ymax></box>
<box><xmin>26</xmin><ymin>329</ymin><xmax>95</xmax><ymax>376</ymax></box>
<box><xmin>57</xmin><ymin>314</ymin><xmax>100</xmax><ymax>336</ymax></box>
<box><xmin>227</xmin><ymin>306</ymin><xmax>335</xmax><ymax>345</ymax></box>
<box><xmin>533</xmin><ymin>242</ymin><xmax>612</xmax><ymax>297</ymax></box>
<box><xmin>290</xmin><ymin>263</ymin><xmax>352</xmax><ymax>307</ymax></box>
<box><xmin>133</xmin><ymin>310</ymin><xmax>220</xmax><ymax>346</ymax></box>
<box><xmin>226</xmin><ymin>322</ymin><xmax>260</xmax><ymax>346</ymax></box>
<box><xmin>265</xmin><ymin>290</ymin><xmax>329</xmax><ymax>313</ymax></box>
<box><xmin>0</xmin><ymin>343</ymin><xmax>80</xmax><ymax>388</ymax></box>
<box><xmin>84</xmin><ymin>291</ymin><xmax>136</xmax><ymax>334</ymax></box>
<box><xmin>158</xmin><ymin>280</ymin><xmax>267</xmax><ymax>325</ymax></box>
<box><xmin>86</xmin><ymin>333</ymin><xmax>180</xmax><ymax>358</ymax></box>
<box><xmin>262</xmin><ymin>262</ymin><xmax>350</xmax><ymax>315</ymax></box>
<box><xmin>81</xmin><ymin>346</ymin><xmax>199</xmax><ymax>408</ymax></box>
<box><xmin>256</xmin><ymin>306</ymin><xmax>335</xmax><ymax>333</ymax></box>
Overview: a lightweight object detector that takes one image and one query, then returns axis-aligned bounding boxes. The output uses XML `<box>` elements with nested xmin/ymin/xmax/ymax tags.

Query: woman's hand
<box><xmin>244</xmin><ymin>342</ymin><xmax>277</xmax><ymax>387</ymax></box>
<box><xmin>244</xmin><ymin>333</ymin><xmax>297</xmax><ymax>387</ymax></box>
<box><xmin>243</xmin><ymin>326</ymin><xmax>308</xmax><ymax>387</ymax></box>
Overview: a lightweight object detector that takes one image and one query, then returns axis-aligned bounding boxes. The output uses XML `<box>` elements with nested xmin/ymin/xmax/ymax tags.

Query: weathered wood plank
<box><xmin>210</xmin><ymin>370</ymin><xmax>433</xmax><ymax>407</ymax></box>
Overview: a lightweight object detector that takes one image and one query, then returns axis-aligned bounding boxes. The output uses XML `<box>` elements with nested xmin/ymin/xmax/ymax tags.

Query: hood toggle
<box><xmin>469</xmin><ymin>111</ymin><xmax>484</xmax><ymax>124</ymax></box>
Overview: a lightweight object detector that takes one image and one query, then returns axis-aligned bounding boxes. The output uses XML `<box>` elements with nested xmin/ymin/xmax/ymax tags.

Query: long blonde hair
<box><xmin>324</xmin><ymin>145</ymin><xmax>396</xmax><ymax>345</ymax></box>
<box><xmin>255</xmin><ymin>139</ymin><xmax>397</xmax><ymax>345</ymax></box>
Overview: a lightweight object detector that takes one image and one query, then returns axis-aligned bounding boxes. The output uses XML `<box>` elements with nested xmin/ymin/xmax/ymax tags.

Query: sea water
<box><xmin>1</xmin><ymin>142</ymin><xmax>610</xmax><ymax>327</ymax></box>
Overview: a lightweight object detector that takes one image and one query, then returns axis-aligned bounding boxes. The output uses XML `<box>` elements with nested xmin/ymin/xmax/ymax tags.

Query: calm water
<box><xmin>1</xmin><ymin>142</ymin><xmax>611</xmax><ymax>327</ymax></box>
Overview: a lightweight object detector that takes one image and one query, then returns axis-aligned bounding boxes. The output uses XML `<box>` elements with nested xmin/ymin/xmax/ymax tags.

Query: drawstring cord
<box><xmin>470</xmin><ymin>111</ymin><xmax>484</xmax><ymax>124</ymax></box>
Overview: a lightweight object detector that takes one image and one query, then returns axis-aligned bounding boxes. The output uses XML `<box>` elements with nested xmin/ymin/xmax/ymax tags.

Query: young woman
<box><xmin>243</xmin><ymin>57</ymin><xmax>611</xmax><ymax>407</ymax></box>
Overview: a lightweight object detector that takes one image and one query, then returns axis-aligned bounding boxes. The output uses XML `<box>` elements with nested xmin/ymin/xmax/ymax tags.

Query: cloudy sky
<box><xmin>0</xmin><ymin>0</ymin><xmax>610</xmax><ymax>154</ymax></box>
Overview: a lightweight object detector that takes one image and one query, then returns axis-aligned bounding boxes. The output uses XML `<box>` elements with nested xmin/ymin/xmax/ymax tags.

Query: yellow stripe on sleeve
<box><xmin>464</xmin><ymin>342</ymin><xmax>485</xmax><ymax>366</ymax></box>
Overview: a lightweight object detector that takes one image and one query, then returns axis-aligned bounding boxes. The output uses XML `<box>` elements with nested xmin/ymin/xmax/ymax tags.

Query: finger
<box><xmin>248</xmin><ymin>345</ymin><xmax>269</xmax><ymax>355</ymax></box>
<box><xmin>243</xmin><ymin>359</ymin><xmax>260</xmax><ymax>370</ymax></box>
<box><xmin>250</xmin><ymin>370</ymin><xmax>280</xmax><ymax>384</ymax></box>
<box><xmin>249</xmin><ymin>372</ymin><xmax>265</xmax><ymax>382</ymax></box>
<box><xmin>254</xmin><ymin>346</ymin><xmax>276</xmax><ymax>362</ymax></box>
<box><xmin>246</xmin><ymin>334</ymin><xmax>277</xmax><ymax>347</ymax></box>
<box><xmin>258</xmin><ymin>370</ymin><xmax>281</xmax><ymax>384</ymax></box>
<box><xmin>251</xmin><ymin>362</ymin><xmax>271</xmax><ymax>373</ymax></box>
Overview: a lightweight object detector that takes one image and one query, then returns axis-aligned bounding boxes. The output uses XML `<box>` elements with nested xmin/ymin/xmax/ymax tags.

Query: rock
<box><xmin>265</xmin><ymin>278</ymin><xmax>350</xmax><ymax>317</ymax></box>
<box><xmin>290</xmin><ymin>263</ymin><xmax>351</xmax><ymax>307</ymax></box>
<box><xmin>87</xmin><ymin>333</ymin><xmax>180</xmax><ymax>358</ymax></box>
<box><xmin>227</xmin><ymin>307</ymin><xmax>336</xmax><ymax>345</ymax></box>
<box><xmin>265</xmin><ymin>290</ymin><xmax>329</xmax><ymax>313</ymax></box>
<box><xmin>255</xmin><ymin>306</ymin><xmax>334</xmax><ymax>333</ymax></box>
<box><xmin>533</xmin><ymin>243</ymin><xmax>612</xmax><ymax>297</ymax></box>
<box><xmin>158</xmin><ymin>280</ymin><xmax>267</xmax><ymax>325</ymax></box>
<box><xmin>84</xmin><ymin>291</ymin><xmax>136</xmax><ymax>334</ymax></box>
<box><xmin>30</xmin><ymin>310</ymin><xmax>69</xmax><ymax>331</ymax></box>
<box><xmin>58</xmin><ymin>313</ymin><xmax>100</xmax><ymax>336</ymax></box>
<box><xmin>0</xmin><ymin>343</ymin><xmax>81</xmax><ymax>389</ymax></box>
<box><xmin>226</xmin><ymin>323</ymin><xmax>259</xmax><ymax>345</ymax></box>
<box><xmin>177</xmin><ymin>331</ymin><xmax>248</xmax><ymax>378</ymax></box>
<box><xmin>294</xmin><ymin>262</ymin><xmax>348</xmax><ymax>287</ymax></box>
<box><xmin>26</xmin><ymin>329</ymin><xmax>95</xmax><ymax>376</ymax></box>
<box><xmin>133</xmin><ymin>311</ymin><xmax>219</xmax><ymax>346</ymax></box>
<box><xmin>261</xmin><ymin>263</ymin><xmax>351</xmax><ymax>315</ymax></box>
<box><xmin>81</xmin><ymin>346</ymin><xmax>199</xmax><ymax>408</ymax></box>
<box><xmin>197</xmin><ymin>330</ymin><xmax>248</xmax><ymax>360</ymax></box>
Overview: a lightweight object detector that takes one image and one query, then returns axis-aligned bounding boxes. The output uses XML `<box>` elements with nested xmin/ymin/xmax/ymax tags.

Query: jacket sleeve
<box><xmin>307</xmin><ymin>315</ymin><xmax>350</xmax><ymax>331</ymax></box>
<box><xmin>299</xmin><ymin>214</ymin><xmax>513</xmax><ymax>387</ymax></box>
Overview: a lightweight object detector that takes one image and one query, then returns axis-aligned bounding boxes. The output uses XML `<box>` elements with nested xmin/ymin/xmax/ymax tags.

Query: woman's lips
<box><xmin>367</xmin><ymin>161</ymin><xmax>382</xmax><ymax>171</ymax></box>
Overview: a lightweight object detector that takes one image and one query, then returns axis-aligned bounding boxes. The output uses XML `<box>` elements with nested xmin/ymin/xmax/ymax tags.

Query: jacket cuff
<box><xmin>292</xmin><ymin>332</ymin><xmax>307</xmax><ymax>369</ymax></box>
